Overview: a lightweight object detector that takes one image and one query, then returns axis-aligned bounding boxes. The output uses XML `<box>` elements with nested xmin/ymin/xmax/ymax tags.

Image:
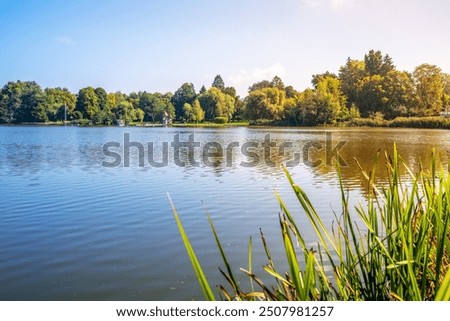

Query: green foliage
<box><xmin>114</xmin><ymin>100</ymin><xmax>134</xmax><ymax>125</ymax></box>
<box><xmin>390</xmin><ymin>116</ymin><xmax>450</xmax><ymax>128</ymax></box>
<box><xmin>139</xmin><ymin>92</ymin><xmax>174</xmax><ymax>122</ymax></box>
<box><xmin>192</xmin><ymin>99</ymin><xmax>205</xmax><ymax>123</ymax></box>
<box><xmin>248</xmin><ymin>80</ymin><xmax>272</xmax><ymax>92</ymax></box>
<box><xmin>172</xmin><ymin>83</ymin><xmax>197</xmax><ymax>120</ymax></box>
<box><xmin>95</xmin><ymin>87</ymin><xmax>108</xmax><ymax>111</ymax></box>
<box><xmin>284</xmin><ymin>77</ymin><xmax>347</xmax><ymax>126</ymax></box>
<box><xmin>315</xmin><ymin>76</ymin><xmax>347</xmax><ymax>124</ymax></box>
<box><xmin>211</xmin><ymin>75</ymin><xmax>225</xmax><ymax>91</ymax></box>
<box><xmin>76</xmin><ymin>87</ymin><xmax>99</xmax><ymax>120</ymax></box>
<box><xmin>182</xmin><ymin>102</ymin><xmax>193</xmax><ymax>122</ymax></box>
<box><xmin>413</xmin><ymin>64</ymin><xmax>444</xmax><ymax>115</ymax></box>
<box><xmin>349</xmin><ymin>116</ymin><xmax>450</xmax><ymax>129</ymax></box>
<box><xmin>44</xmin><ymin>87</ymin><xmax>76</xmax><ymax>122</ymax></box>
<box><xmin>245</xmin><ymin>87</ymin><xmax>286</xmax><ymax>121</ymax></box>
<box><xmin>339</xmin><ymin>58</ymin><xmax>365</xmax><ymax>107</ymax></box>
<box><xmin>311</xmin><ymin>72</ymin><xmax>338</xmax><ymax>89</ymax></box>
<box><xmin>0</xmin><ymin>81</ymin><xmax>46</xmax><ymax>123</ymax></box>
<box><xmin>175</xmin><ymin>147</ymin><xmax>450</xmax><ymax>301</ymax></box>
<box><xmin>134</xmin><ymin>108</ymin><xmax>145</xmax><ymax>122</ymax></box>
<box><xmin>270</xmin><ymin>76</ymin><xmax>285</xmax><ymax>90</ymax></box>
<box><xmin>364</xmin><ymin>49</ymin><xmax>395</xmax><ymax>76</ymax></box>
<box><xmin>198</xmin><ymin>87</ymin><xmax>234</xmax><ymax>121</ymax></box>
<box><xmin>1</xmin><ymin>49</ymin><xmax>449</xmax><ymax>127</ymax></box>
<box><xmin>213</xmin><ymin>116</ymin><xmax>228</xmax><ymax>124</ymax></box>
<box><xmin>248</xmin><ymin>76</ymin><xmax>285</xmax><ymax>93</ymax></box>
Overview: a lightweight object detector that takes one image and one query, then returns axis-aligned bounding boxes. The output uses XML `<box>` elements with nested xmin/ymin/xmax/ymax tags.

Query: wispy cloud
<box><xmin>56</xmin><ymin>36</ymin><xmax>75</xmax><ymax>46</ymax></box>
<box><xmin>228</xmin><ymin>63</ymin><xmax>287</xmax><ymax>91</ymax></box>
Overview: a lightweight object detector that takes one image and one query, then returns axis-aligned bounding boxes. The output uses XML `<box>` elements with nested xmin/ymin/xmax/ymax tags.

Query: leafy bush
<box><xmin>389</xmin><ymin>116</ymin><xmax>450</xmax><ymax>129</ymax></box>
<box><xmin>214</xmin><ymin>117</ymin><xmax>228</xmax><ymax>124</ymax></box>
<box><xmin>349</xmin><ymin>116</ymin><xmax>450</xmax><ymax>129</ymax></box>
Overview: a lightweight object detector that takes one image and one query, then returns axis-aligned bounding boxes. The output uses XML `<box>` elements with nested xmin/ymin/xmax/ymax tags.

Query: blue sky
<box><xmin>1</xmin><ymin>0</ymin><xmax>449</xmax><ymax>96</ymax></box>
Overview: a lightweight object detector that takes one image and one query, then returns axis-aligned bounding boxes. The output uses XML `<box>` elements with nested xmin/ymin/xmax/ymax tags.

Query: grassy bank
<box><xmin>171</xmin><ymin>121</ymin><xmax>249</xmax><ymax>128</ymax></box>
<box><xmin>349</xmin><ymin>116</ymin><xmax>450</xmax><ymax>129</ymax></box>
<box><xmin>4</xmin><ymin>117</ymin><xmax>450</xmax><ymax>129</ymax></box>
<box><xmin>172</xmin><ymin>146</ymin><xmax>450</xmax><ymax>301</ymax></box>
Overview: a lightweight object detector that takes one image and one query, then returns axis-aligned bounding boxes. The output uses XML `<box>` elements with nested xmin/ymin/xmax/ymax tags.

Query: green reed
<box><xmin>171</xmin><ymin>145</ymin><xmax>450</xmax><ymax>301</ymax></box>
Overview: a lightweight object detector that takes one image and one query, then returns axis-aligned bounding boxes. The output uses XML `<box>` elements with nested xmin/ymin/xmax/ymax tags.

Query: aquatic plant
<box><xmin>171</xmin><ymin>146</ymin><xmax>450</xmax><ymax>300</ymax></box>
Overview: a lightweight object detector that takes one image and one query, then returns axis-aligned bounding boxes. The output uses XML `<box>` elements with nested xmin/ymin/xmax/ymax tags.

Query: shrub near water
<box><xmin>388</xmin><ymin>116</ymin><xmax>450</xmax><ymax>129</ymax></box>
<box><xmin>171</xmin><ymin>146</ymin><xmax>450</xmax><ymax>301</ymax></box>
<box><xmin>214</xmin><ymin>117</ymin><xmax>228</xmax><ymax>124</ymax></box>
<box><xmin>349</xmin><ymin>116</ymin><xmax>450</xmax><ymax>129</ymax></box>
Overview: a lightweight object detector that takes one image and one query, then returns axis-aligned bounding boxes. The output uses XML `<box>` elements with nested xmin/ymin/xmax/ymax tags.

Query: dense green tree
<box><xmin>76</xmin><ymin>87</ymin><xmax>99</xmax><ymax>120</ymax></box>
<box><xmin>114</xmin><ymin>100</ymin><xmax>135</xmax><ymax>124</ymax></box>
<box><xmin>172</xmin><ymin>83</ymin><xmax>196</xmax><ymax>120</ymax></box>
<box><xmin>139</xmin><ymin>92</ymin><xmax>159</xmax><ymax>122</ymax></box>
<box><xmin>248</xmin><ymin>76</ymin><xmax>286</xmax><ymax>93</ymax></box>
<box><xmin>128</xmin><ymin>92</ymin><xmax>140</xmax><ymax>110</ymax></box>
<box><xmin>139</xmin><ymin>92</ymin><xmax>174</xmax><ymax>122</ymax></box>
<box><xmin>312</xmin><ymin>72</ymin><xmax>338</xmax><ymax>89</ymax></box>
<box><xmin>284</xmin><ymin>77</ymin><xmax>347</xmax><ymax>126</ymax></box>
<box><xmin>106</xmin><ymin>92</ymin><xmax>126</xmax><ymax>110</ymax></box>
<box><xmin>285</xmin><ymin>85</ymin><xmax>298</xmax><ymax>99</ymax></box>
<box><xmin>413</xmin><ymin>64</ymin><xmax>444</xmax><ymax>115</ymax></box>
<box><xmin>222</xmin><ymin>86</ymin><xmax>236</xmax><ymax>97</ymax></box>
<box><xmin>245</xmin><ymin>87</ymin><xmax>286</xmax><ymax>121</ymax></box>
<box><xmin>284</xmin><ymin>88</ymin><xmax>316</xmax><ymax>126</ymax></box>
<box><xmin>134</xmin><ymin>108</ymin><xmax>145</xmax><ymax>122</ymax></box>
<box><xmin>91</xmin><ymin>87</ymin><xmax>114</xmax><ymax>124</ymax></box>
<box><xmin>341</xmin><ymin>51</ymin><xmax>414</xmax><ymax>119</ymax></box>
<box><xmin>43</xmin><ymin>87</ymin><xmax>76</xmax><ymax>121</ymax></box>
<box><xmin>182</xmin><ymin>102</ymin><xmax>193</xmax><ymax>122</ymax></box>
<box><xmin>183</xmin><ymin>100</ymin><xmax>205</xmax><ymax>123</ymax></box>
<box><xmin>382</xmin><ymin>70</ymin><xmax>415</xmax><ymax>117</ymax></box>
<box><xmin>270</xmin><ymin>76</ymin><xmax>285</xmax><ymax>90</ymax></box>
<box><xmin>355</xmin><ymin>75</ymin><xmax>385</xmax><ymax>117</ymax></box>
<box><xmin>442</xmin><ymin>73</ymin><xmax>450</xmax><ymax>113</ymax></box>
<box><xmin>95</xmin><ymin>87</ymin><xmax>108</xmax><ymax>111</ymax></box>
<box><xmin>198</xmin><ymin>87</ymin><xmax>235</xmax><ymax>121</ymax></box>
<box><xmin>248</xmin><ymin>80</ymin><xmax>272</xmax><ymax>92</ymax></box>
<box><xmin>339</xmin><ymin>58</ymin><xmax>365</xmax><ymax>107</ymax></box>
<box><xmin>212</xmin><ymin>75</ymin><xmax>225</xmax><ymax>91</ymax></box>
<box><xmin>283</xmin><ymin>95</ymin><xmax>301</xmax><ymax>125</ymax></box>
<box><xmin>0</xmin><ymin>81</ymin><xmax>45</xmax><ymax>123</ymax></box>
<box><xmin>191</xmin><ymin>99</ymin><xmax>205</xmax><ymax>123</ymax></box>
<box><xmin>364</xmin><ymin>50</ymin><xmax>395</xmax><ymax>77</ymax></box>
<box><xmin>232</xmin><ymin>98</ymin><xmax>246</xmax><ymax>121</ymax></box>
<box><xmin>315</xmin><ymin>76</ymin><xmax>347</xmax><ymax>123</ymax></box>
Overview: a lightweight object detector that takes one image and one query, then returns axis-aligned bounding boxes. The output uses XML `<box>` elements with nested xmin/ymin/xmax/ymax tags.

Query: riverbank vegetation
<box><xmin>172</xmin><ymin>147</ymin><xmax>450</xmax><ymax>300</ymax></box>
<box><xmin>1</xmin><ymin>50</ymin><xmax>449</xmax><ymax>128</ymax></box>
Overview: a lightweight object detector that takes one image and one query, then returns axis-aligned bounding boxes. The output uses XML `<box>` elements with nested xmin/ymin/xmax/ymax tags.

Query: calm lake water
<box><xmin>0</xmin><ymin>126</ymin><xmax>449</xmax><ymax>300</ymax></box>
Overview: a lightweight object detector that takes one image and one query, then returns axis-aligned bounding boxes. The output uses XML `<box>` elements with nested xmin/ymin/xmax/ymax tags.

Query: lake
<box><xmin>0</xmin><ymin>126</ymin><xmax>449</xmax><ymax>300</ymax></box>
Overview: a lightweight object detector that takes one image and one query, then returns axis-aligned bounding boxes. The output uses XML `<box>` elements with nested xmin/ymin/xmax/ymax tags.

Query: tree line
<box><xmin>1</xmin><ymin>50</ymin><xmax>449</xmax><ymax>126</ymax></box>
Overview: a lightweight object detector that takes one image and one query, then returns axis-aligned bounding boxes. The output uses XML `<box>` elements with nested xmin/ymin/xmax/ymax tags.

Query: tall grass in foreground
<box><xmin>170</xmin><ymin>146</ymin><xmax>450</xmax><ymax>300</ymax></box>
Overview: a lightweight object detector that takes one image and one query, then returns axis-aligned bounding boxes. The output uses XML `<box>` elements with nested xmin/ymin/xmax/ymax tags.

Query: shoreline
<box><xmin>1</xmin><ymin>116</ymin><xmax>450</xmax><ymax>130</ymax></box>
